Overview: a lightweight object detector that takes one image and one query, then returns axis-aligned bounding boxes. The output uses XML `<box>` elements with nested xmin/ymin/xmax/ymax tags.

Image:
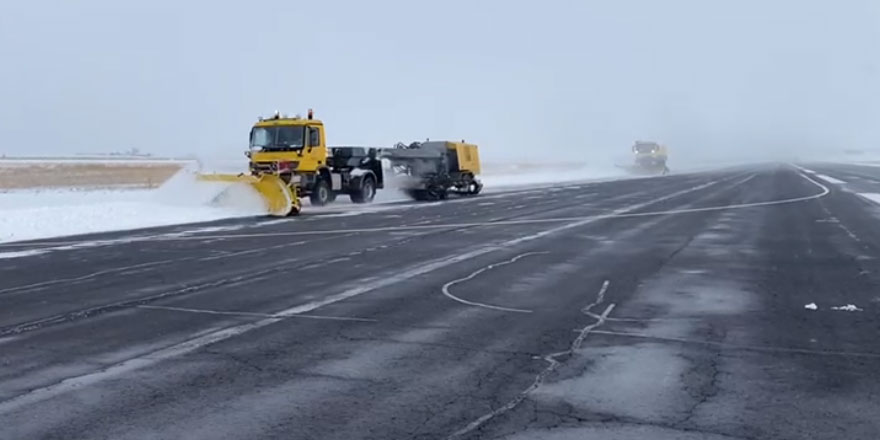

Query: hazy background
<box><xmin>2</xmin><ymin>0</ymin><xmax>879</xmax><ymax>167</ymax></box>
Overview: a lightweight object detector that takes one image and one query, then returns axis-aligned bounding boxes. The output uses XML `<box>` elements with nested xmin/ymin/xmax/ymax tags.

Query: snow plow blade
<box><xmin>196</xmin><ymin>173</ymin><xmax>300</xmax><ymax>216</ymax></box>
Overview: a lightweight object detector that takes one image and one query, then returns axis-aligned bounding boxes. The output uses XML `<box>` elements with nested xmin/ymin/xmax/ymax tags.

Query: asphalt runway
<box><xmin>2</xmin><ymin>163</ymin><xmax>880</xmax><ymax>439</ymax></box>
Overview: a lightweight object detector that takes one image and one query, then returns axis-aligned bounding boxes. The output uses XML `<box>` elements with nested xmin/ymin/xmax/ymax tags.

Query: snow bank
<box><xmin>0</xmin><ymin>172</ymin><xmax>266</xmax><ymax>243</ymax></box>
<box><xmin>0</xmin><ymin>163</ymin><xmax>636</xmax><ymax>243</ymax></box>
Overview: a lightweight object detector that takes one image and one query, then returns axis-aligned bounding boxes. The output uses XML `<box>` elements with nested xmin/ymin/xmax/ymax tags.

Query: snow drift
<box><xmin>0</xmin><ymin>171</ymin><xmax>266</xmax><ymax>243</ymax></box>
<box><xmin>0</xmin><ymin>162</ymin><xmax>635</xmax><ymax>243</ymax></box>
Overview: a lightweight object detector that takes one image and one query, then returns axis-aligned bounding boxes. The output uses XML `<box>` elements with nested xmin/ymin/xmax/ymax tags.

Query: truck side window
<box><xmin>309</xmin><ymin>127</ymin><xmax>320</xmax><ymax>147</ymax></box>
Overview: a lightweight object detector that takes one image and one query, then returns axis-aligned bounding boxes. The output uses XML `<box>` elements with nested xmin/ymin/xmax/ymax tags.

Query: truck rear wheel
<box><xmin>350</xmin><ymin>176</ymin><xmax>376</xmax><ymax>204</ymax></box>
<box><xmin>417</xmin><ymin>186</ymin><xmax>445</xmax><ymax>201</ymax></box>
<box><xmin>467</xmin><ymin>181</ymin><xmax>482</xmax><ymax>195</ymax></box>
<box><xmin>309</xmin><ymin>179</ymin><xmax>332</xmax><ymax>206</ymax></box>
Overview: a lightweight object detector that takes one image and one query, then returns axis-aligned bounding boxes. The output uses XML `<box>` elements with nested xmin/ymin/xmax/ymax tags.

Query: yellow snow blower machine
<box><xmin>382</xmin><ymin>140</ymin><xmax>483</xmax><ymax>201</ymax></box>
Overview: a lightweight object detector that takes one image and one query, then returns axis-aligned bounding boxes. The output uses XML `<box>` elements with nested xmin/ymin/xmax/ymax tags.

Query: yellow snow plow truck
<box><xmin>630</xmin><ymin>141</ymin><xmax>669</xmax><ymax>175</ymax></box>
<box><xmin>197</xmin><ymin>110</ymin><xmax>384</xmax><ymax>216</ymax></box>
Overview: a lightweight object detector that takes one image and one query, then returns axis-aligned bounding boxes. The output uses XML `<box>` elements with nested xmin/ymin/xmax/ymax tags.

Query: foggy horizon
<box><xmin>2</xmin><ymin>0</ymin><xmax>879</xmax><ymax>167</ymax></box>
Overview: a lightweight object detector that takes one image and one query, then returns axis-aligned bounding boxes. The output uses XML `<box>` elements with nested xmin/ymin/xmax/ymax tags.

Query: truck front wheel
<box><xmin>350</xmin><ymin>176</ymin><xmax>376</xmax><ymax>204</ymax></box>
<box><xmin>310</xmin><ymin>179</ymin><xmax>332</xmax><ymax>206</ymax></box>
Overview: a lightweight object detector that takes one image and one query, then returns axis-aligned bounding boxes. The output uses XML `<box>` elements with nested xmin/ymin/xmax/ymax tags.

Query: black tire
<box><xmin>467</xmin><ymin>181</ymin><xmax>482</xmax><ymax>195</ymax></box>
<box><xmin>350</xmin><ymin>176</ymin><xmax>376</xmax><ymax>204</ymax></box>
<box><xmin>422</xmin><ymin>186</ymin><xmax>445</xmax><ymax>201</ymax></box>
<box><xmin>309</xmin><ymin>179</ymin><xmax>332</xmax><ymax>206</ymax></box>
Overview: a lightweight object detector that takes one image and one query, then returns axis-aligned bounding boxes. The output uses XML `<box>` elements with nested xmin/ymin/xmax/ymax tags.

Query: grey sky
<box><xmin>1</xmin><ymin>0</ymin><xmax>879</xmax><ymax>164</ymax></box>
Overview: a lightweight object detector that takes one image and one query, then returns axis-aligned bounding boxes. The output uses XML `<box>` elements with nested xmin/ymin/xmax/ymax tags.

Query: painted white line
<box><xmin>734</xmin><ymin>173</ymin><xmax>757</xmax><ymax>186</ymax></box>
<box><xmin>0</xmin><ymin>180</ymin><xmax>719</xmax><ymax>411</ymax></box>
<box><xmin>449</xmin><ymin>282</ymin><xmax>615</xmax><ymax>439</ymax></box>
<box><xmin>441</xmin><ymin>252</ymin><xmax>548</xmax><ymax>313</ymax></box>
<box><xmin>857</xmin><ymin>192</ymin><xmax>880</xmax><ymax>206</ymax></box>
<box><xmin>139</xmin><ymin>304</ymin><xmax>275</xmax><ymax>318</ymax></box>
<box><xmin>815</xmin><ymin>174</ymin><xmax>847</xmax><ymax>185</ymax></box>
<box><xmin>197</xmin><ymin>240</ymin><xmax>308</xmax><ymax>262</ymax></box>
<box><xmin>0</xmin><ymin>249</ymin><xmax>46</xmax><ymax>259</ymax></box>
<box><xmin>138</xmin><ymin>305</ymin><xmax>377</xmax><ymax>322</ymax></box>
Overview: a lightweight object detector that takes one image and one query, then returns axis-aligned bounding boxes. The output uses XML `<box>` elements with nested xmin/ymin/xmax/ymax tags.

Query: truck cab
<box><xmin>247</xmin><ymin>111</ymin><xmax>382</xmax><ymax>205</ymax></box>
<box><xmin>631</xmin><ymin>141</ymin><xmax>669</xmax><ymax>174</ymax></box>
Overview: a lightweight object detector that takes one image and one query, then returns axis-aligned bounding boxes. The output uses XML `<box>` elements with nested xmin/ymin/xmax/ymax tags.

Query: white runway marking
<box><xmin>815</xmin><ymin>174</ymin><xmax>847</xmax><ymax>185</ymax></box>
<box><xmin>138</xmin><ymin>304</ymin><xmax>378</xmax><ymax>322</ymax></box>
<box><xmin>857</xmin><ymin>192</ymin><xmax>880</xmax><ymax>207</ymax></box>
<box><xmin>196</xmin><ymin>240</ymin><xmax>308</xmax><ymax>261</ymax></box>
<box><xmin>441</xmin><ymin>252</ymin><xmax>548</xmax><ymax>313</ymax></box>
<box><xmin>0</xmin><ymin>249</ymin><xmax>46</xmax><ymax>259</ymax></box>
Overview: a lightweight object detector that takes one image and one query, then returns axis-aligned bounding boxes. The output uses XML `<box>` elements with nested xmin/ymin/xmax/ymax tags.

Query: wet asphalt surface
<box><xmin>2</xmin><ymin>163</ymin><xmax>880</xmax><ymax>439</ymax></box>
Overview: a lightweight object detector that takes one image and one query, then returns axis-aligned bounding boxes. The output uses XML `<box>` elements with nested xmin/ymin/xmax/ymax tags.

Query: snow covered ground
<box><xmin>0</xmin><ymin>172</ymin><xmax>267</xmax><ymax>243</ymax></box>
<box><xmin>0</xmin><ymin>164</ymin><xmax>636</xmax><ymax>243</ymax></box>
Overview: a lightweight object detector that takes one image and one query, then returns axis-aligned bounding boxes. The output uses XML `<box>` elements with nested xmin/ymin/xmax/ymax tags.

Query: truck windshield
<box><xmin>633</xmin><ymin>143</ymin><xmax>658</xmax><ymax>154</ymax></box>
<box><xmin>251</xmin><ymin>126</ymin><xmax>305</xmax><ymax>150</ymax></box>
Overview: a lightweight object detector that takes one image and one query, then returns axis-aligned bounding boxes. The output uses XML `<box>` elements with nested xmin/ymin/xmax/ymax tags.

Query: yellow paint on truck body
<box><xmin>448</xmin><ymin>142</ymin><xmax>481</xmax><ymax>175</ymax></box>
<box><xmin>250</xmin><ymin>118</ymin><xmax>327</xmax><ymax>172</ymax></box>
<box><xmin>196</xmin><ymin>173</ymin><xmax>300</xmax><ymax>216</ymax></box>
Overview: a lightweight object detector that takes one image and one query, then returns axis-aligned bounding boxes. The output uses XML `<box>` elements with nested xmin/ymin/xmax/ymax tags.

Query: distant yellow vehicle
<box><xmin>631</xmin><ymin>141</ymin><xmax>669</xmax><ymax>174</ymax></box>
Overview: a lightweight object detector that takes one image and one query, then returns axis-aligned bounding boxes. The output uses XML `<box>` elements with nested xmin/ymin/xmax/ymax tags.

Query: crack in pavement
<box><xmin>520</xmin><ymin>406</ymin><xmax>758</xmax><ymax>440</ymax></box>
<box><xmin>591</xmin><ymin>329</ymin><xmax>880</xmax><ymax>359</ymax></box>
<box><xmin>446</xmin><ymin>280</ymin><xmax>615</xmax><ymax>439</ymax></box>
<box><xmin>677</xmin><ymin>347</ymin><xmax>723</xmax><ymax>427</ymax></box>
